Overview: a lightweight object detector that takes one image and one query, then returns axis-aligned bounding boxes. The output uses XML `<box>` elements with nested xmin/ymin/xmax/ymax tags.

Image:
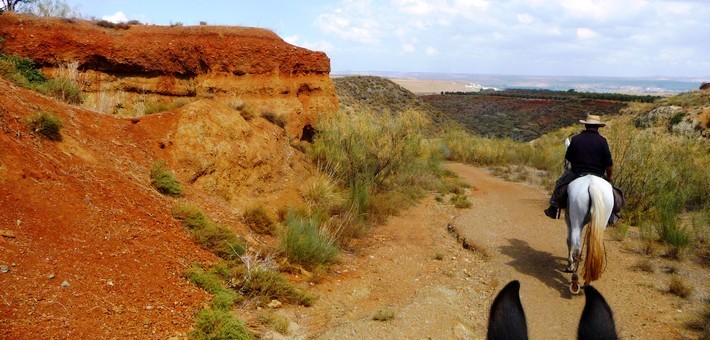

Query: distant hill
<box><xmin>333</xmin><ymin>75</ymin><xmax>450</xmax><ymax>126</ymax></box>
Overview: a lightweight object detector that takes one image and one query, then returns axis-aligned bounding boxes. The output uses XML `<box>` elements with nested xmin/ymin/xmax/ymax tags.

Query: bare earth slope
<box><xmin>279</xmin><ymin>163</ymin><xmax>707</xmax><ymax>339</ymax></box>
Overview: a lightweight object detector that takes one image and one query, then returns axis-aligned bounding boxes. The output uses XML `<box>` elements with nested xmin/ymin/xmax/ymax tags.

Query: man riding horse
<box><xmin>544</xmin><ymin>114</ymin><xmax>614</xmax><ymax>220</ymax></box>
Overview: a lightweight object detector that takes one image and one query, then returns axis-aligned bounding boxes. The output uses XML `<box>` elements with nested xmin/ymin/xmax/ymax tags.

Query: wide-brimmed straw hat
<box><xmin>580</xmin><ymin>114</ymin><xmax>606</xmax><ymax>127</ymax></box>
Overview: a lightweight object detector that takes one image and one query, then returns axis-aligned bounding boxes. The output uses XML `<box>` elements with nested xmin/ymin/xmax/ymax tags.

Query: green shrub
<box><xmin>190</xmin><ymin>309</ymin><xmax>252</xmax><ymax>340</ymax></box>
<box><xmin>173</xmin><ymin>203</ymin><xmax>246</xmax><ymax>260</ymax></box>
<box><xmin>150</xmin><ymin>160</ymin><xmax>184</xmax><ymax>197</ymax></box>
<box><xmin>0</xmin><ymin>58</ymin><xmax>28</xmax><ymax>85</ymax></box>
<box><xmin>27</xmin><ymin>112</ymin><xmax>63</xmax><ymax>141</ymax></box>
<box><xmin>185</xmin><ymin>265</ymin><xmax>240</xmax><ymax>310</ymax></box>
<box><xmin>280</xmin><ymin>209</ymin><xmax>338</xmax><ymax>268</ymax></box>
<box><xmin>242</xmin><ymin>206</ymin><xmax>275</xmax><ymax>235</ymax></box>
<box><xmin>1</xmin><ymin>55</ymin><xmax>47</xmax><ymax>84</ymax></box>
<box><xmin>238</xmin><ymin>267</ymin><xmax>314</xmax><ymax>306</ymax></box>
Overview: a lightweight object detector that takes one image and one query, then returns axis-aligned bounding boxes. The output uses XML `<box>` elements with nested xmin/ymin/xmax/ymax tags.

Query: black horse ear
<box><xmin>487</xmin><ymin>280</ymin><xmax>528</xmax><ymax>340</ymax></box>
<box><xmin>579</xmin><ymin>285</ymin><xmax>618</xmax><ymax>340</ymax></box>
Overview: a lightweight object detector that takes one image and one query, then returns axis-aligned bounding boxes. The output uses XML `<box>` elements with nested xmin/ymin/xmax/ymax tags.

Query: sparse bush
<box><xmin>191</xmin><ymin>309</ymin><xmax>252</xmax><ymax>340</ymax></box>
<box><xmin>450</xmin><ymin>194</ymin><xmax>472</xmax><ymax>209</ymax></box>
<box><xmin>242</xmin><ymin>206</ymin><xmax>275</xmax><ymax>235</ymax></box>
<box><xmin>143</xmin><ymin>98</ymin><xmax>188</xmax><ymax>115</ymax></box>
<box><xmin>258</xmin><ymin>312</ymin><xmax>289</xmax><ymax>335</ymax></box>
<box><xmin>633</xmin><ymin>258</ymin><xmax>655</xmax><ymax>273</ymax></box>
<box><xmin>280</xmin><ymin>209</ymin><xmax>338</xmax><ymax>268</ymax></box>
<box><xmin>95</xmin><ymin>20</ymin><xmax>131</xmax><ymax>30</ymax></box>
<box><xmin>372</xmin><ymin>308</ymin><xmax>395</xmax><ymax>321</ymax></box>
<box><xmin>685</xmin><ymin>303</ymin><xmax>710</xmax><ymax>338</ymax></box>
<box><xmin>36</xmin><ymin>77</ymin><xmax>83</xmax><ymax>104</ymax></box>
<box><xmin>150</xmin><ymin>160</ymin><xmax>184</xmax><ymax>197</ymax></box>
<box><xmin>262</xmin><ymin>110</ymin><xmax>286</xmax><ymax>128</ymax></box>
<box><xmin>27</xmin><ymin>112</ymin><xmax>63</xmax><ymax>141</ymax></box>
<box><xmin>669</xmin><ymin>275</ymin><xmax>694</xmax><ymax>299</ymax></box>
<box><xmin>237</xmin><ymin>267</ymin><xmax>314</xmax><ymax>306</ymax></box>
<box><xmin>172</xmin><ymin>203</ymin><xmax>246</xmax><ymax>260</ymax></box>
<box><xmin>228</xmin><ymin>99</ymin><xmax>246</xmax><ymax>112</ymax></box>
<box><xmin>23</xmin><ymin>0</ymin><xmax>82</xmax><ymax>18</ymax></box>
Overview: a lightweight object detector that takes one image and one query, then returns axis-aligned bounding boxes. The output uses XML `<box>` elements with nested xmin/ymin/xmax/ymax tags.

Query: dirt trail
<box><xmin>274</xmin><ymin>163</ymin><xmax>705</xmax><ymax>339</ymax></box>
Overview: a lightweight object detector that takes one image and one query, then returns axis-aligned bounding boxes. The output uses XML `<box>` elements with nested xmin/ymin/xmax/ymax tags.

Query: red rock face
<box><xmin>0</xmin><ymin>13</ymin><xmax>338</xmax><ymax>139</ymax></box>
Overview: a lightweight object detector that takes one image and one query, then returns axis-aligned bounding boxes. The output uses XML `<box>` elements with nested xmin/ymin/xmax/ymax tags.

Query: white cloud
<box><xmin>102</xmin><ymin>11</ymin><xmax>127</xmax><ymax>23</ymax></box>
<box><xmin>283</xmin><ymin>35</ymin><xmax>333</xmax><ymax>52</ymax></box>
<box><xmin>401</xmin><ymin>43</ymin><xmax>416</xmax><ymax>54</ymax></box>
<box><xmin>302</xmin><ymin>40</ymin><xmax>334</xmax><ymax>53</ymax></box>
<box><xmin>517</xmin><ymin>14</ymin><xmax>533</xmax><ymax>24</ymax></box>
<box><xmin>284</xmin><ymin>35</ymin><xmax>299</xmax><ymax>45</ymax></box>
<box><xmin>316</xmin><ymin>13</ymin><xmax>379</xmax><ymax>44</ymax></box>
<box><xmin>560</xmin><ymin>0</ymin><xmax>648</xmax><ymax>21</ymax></box>
<box><xmin>395</xmin><ymin>0</ymin><xmax>436</xmax><ymax>15</ymax></box>
<box><xmin>426</xmin><ymin>46</ymin><xmax>439</xmax><ymax>55</ymax></box>
<box><xmin>576</xmin><ymin>27</ymin><xmax>598</xmax><ymax>40</ymax></box>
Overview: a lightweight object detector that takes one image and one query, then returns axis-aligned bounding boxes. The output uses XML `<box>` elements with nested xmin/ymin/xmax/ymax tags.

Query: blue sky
<box><xmin>64</xmin><ymin>0</ymin><xmax>709</xmax><ymax>78</ymax></box>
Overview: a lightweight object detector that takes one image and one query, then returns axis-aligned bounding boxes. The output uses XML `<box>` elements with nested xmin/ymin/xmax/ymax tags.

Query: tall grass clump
<box><xmin>280</xmin><ymin>209</ymin><xmax>338</xmax><ymax>268</ymax></box>
<box><xmin>310</xmin><ymin>109</ymin><xmax>440</xmax><ymax>222</ymax></box>
<box><xmin>150</xmin><ymin>160</ymin><xmax>184</xmax><ymax>197</ymax></box>
<box><xmin>172</xmin><ymin>203</ymin><xmax>246</xmax><ymax>260</ymax></box>
<box><xmin>27</xmin><ymin>111</ymin><xmax>63</xmax><ymax>141</ymax></box>
<box><xmin>438</xmin><ymin>124</ymin><xmax>576</xmax><ymax>182</ymax></box>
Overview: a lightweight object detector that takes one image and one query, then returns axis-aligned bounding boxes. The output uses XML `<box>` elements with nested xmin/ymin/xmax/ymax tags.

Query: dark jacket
<box><xmin>565</xmin><ymin>130</ymin><xmax>613</xmax><ymax>177</ymax></box>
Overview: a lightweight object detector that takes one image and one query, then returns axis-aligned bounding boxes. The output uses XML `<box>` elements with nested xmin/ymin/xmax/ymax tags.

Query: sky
<box><xmin>62</xmin><ymin>0</ymin><xmax>710</xmax><ymax>78</ymax></box>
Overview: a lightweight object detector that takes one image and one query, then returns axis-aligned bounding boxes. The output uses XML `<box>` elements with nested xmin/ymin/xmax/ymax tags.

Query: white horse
<box><xmin>565</xmin><ymin>174</ymin><xmax>614</xmax><ymax>294</ymax></box>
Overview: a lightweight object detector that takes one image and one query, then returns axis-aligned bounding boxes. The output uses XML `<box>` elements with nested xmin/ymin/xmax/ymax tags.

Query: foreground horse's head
<box><xmin>487</xmin><ymin>280</ymin><xmax>618</xmax><ymax>340</ymax></box>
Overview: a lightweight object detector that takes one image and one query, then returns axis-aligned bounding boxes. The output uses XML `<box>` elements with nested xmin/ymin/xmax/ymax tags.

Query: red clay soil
<box><xmin>0</xmin><ymin>12</ymin><xmax>329</xmax><ymax>76</ymax></box>
<box><xmin>0</xmin><ymin>79</ymin><xmax>227</xmax><ymax>338</ymax></box>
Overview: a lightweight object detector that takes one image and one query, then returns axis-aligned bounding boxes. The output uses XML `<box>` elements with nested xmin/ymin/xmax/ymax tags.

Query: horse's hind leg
<box><xmin>569</xmin><ymin>252</ymin><xmax>582</xmax><ymax>295</ymax></box>
<box><xmin>565</xmin><ymin>213</ymin><xmax>578</xmax><ymax>273</ymax></box>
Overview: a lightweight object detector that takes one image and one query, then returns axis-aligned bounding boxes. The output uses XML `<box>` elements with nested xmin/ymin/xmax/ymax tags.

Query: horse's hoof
<box><xmin>569</xmin><ymin>281</ymin><xmax>581</xmax><ymax>295</ymax></box>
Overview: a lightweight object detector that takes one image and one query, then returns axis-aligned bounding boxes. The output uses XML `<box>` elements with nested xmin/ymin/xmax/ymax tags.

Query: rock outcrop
<box><xmin>0</xmin><ymin>12</ymin><xmax>337</xmax><ymax>140</ymax></box>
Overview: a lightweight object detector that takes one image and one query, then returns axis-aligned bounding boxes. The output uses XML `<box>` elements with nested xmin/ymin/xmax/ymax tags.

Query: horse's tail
<box><xmin>583</xmin><ymin>183</ymin><xmax>607</xmax><ymax>283</ymax></box>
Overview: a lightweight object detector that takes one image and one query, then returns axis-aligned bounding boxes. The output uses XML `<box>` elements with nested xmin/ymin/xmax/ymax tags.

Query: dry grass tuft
<box><xmin>669</xmin><ymin>275</ymin><xmax>694</xmax><ymax>299</ymax></box>
<box><xmin>372</xmin><ymin>308</ymin><xmax>395</xmax><ymax>321</ymax></box>
<box><xmin>633</xmin><ymin>258</ymin><xmax>655</xmax><ymax>273</ymax></box>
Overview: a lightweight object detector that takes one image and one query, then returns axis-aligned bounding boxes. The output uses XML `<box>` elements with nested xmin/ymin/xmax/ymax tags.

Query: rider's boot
<box><xmin>544</xmin><ymin>205</ymin><xmax>558</xmax><ymax>219</ymax></box>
